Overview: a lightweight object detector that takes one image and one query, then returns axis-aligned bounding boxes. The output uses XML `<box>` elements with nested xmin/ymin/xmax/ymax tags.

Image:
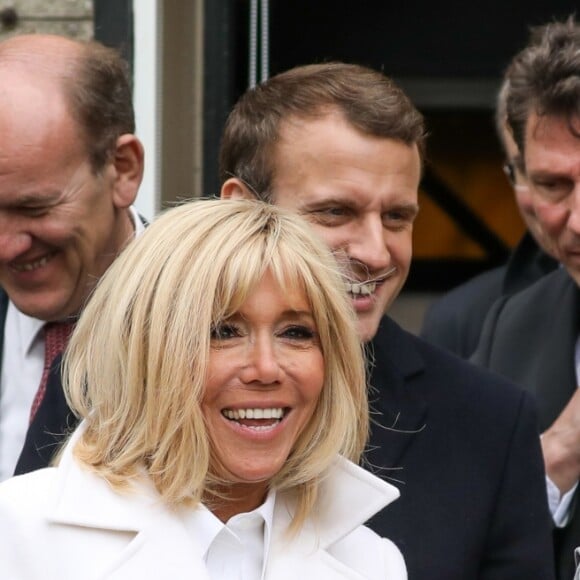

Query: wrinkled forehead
<box><xmin>525</xmin><ymin>112</ymin><xmax>580</xmax><ymax>151</ymax></box>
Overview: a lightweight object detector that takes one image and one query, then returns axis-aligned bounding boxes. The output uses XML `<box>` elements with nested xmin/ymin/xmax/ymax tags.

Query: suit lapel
<box><xmin>502</xmin><ymin>232</ymin><xmax>558</xmax><ymax>295</ymax></box>
<box><xmin>0</xmin><ymin>289</ymin><xmax>7</xmax><ymax>383</ymax></box>
<box><xmin>514</xmin><ymin>270</ymin><xmax>579</xmax><ymax>430</ymax></box>
<box><xmin>15</xmin><ymin>353</ymin><xmax>79</xmax><ymax>475</ymax></box>
<box><xmin>366</xmin><ymin>317</ymin><xmax>428</xmax><ymax>470</ymax></box>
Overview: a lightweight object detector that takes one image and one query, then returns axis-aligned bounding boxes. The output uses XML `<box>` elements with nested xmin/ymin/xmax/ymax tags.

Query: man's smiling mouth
<box><xmin>10</xmin><ymin>252</ymin><xmax>57</xmax><ymax>272</ymax></box>
<box><xmin>344</xmin><ymin>267</ymin><xmax>397</xmax><ymax>296</ymax></box>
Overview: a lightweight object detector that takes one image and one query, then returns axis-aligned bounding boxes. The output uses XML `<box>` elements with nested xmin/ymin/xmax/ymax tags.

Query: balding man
<box><xmin>0</xmin><ymin>35</ymin><xmax>144</xmax><ymax>479</ymax></box>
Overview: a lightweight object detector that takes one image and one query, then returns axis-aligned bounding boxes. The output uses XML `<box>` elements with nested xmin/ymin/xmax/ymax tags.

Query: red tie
<box><xmin>29</xmin><ymin>321</ymin><xmax>75</xmax><ymax>423</ymax></box>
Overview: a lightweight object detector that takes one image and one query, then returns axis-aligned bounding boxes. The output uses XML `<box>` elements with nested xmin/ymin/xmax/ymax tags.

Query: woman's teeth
<box><xmin>222</xmin><ymin>408</ymin><xmax>285</xmax><ymax>420</ymax></box>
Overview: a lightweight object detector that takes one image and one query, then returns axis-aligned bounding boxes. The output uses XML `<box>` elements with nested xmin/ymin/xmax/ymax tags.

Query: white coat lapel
<box><xmin>46</xmin><ymin>430</ymin><xmax>210</xmax><ymax>580</ymax></box>
<box><xmin>266</xmin><ymin>456</ymin><xmax>399</xmax><ymax>579</ymax></box>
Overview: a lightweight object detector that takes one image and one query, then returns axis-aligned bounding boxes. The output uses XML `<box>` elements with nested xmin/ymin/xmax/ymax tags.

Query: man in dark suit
<box><xmin>472</xmin><ymin>17</ymin><xmax>580</xmax><ymax>580</ymax></box>
<box><xmin>218</xmin><ymin>62</ymin><xmax>554</xmax><ymax>579</ymax></box>
<box><xmin>0</xmin><ymin>35</ymin><xmax>144</xmax><ymax>479</ymax></box>
<box><xmin>421</xmin><ymin>79</ymin><xmax>558</xmax><ymax>358</ymax></box>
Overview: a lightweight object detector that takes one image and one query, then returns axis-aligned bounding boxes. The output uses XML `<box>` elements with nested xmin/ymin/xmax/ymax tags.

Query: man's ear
<box><xmin>111</xmin><ymin>134</ymin><xmax>145</xmax><ymax>209</ymax></box>
<box><xmin>220</xmin><ymin>177</ymin><xmax>258</xmax><ymax>200</ymax></box>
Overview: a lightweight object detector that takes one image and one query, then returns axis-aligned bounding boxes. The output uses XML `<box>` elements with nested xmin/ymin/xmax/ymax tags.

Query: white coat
<box><xmin>0</xmin><ymin>431</ymin><xmax>406</xmax><ymax>580</ymax></box>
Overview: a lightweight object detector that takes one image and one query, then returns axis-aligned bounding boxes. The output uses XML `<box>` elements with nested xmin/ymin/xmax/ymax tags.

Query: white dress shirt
<box><xmin>0</xmin><ymin>307</ymin><xmax>44</xmax><ymax>481</ymax></box>
<box><xmin>180</xmin><ymin>492</ymin><xmax>275</xmax><ymax>580</ymax></box>
<box><xmin>0</xmin><ymin>207</ymin><xmax>144</xmax><ymax>481</ymax></box>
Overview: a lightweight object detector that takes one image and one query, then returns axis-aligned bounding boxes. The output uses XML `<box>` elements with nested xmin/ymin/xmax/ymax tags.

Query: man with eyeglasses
<box><xmin>420</xmin><ymin>78</ymin><xmax>558</xmax><ymax>358</ymax></box>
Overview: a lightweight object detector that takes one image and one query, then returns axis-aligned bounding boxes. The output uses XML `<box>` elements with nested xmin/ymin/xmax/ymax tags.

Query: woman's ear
<box><xmin>220</xmin><ymin>177</ymin><xmax>258</xmax><ymax>200</ymax></box>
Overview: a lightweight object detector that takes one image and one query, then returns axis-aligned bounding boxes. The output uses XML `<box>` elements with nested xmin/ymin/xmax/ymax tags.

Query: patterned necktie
<box><xmin>29</xmin><ymin>321</ymin><xmax>75</xmax><ymax>423</ymax></box>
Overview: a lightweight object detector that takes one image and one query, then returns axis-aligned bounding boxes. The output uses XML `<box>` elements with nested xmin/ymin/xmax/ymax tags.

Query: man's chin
<box><xmin>8</xmin><ymin>294</ymin><xmax>75</xmax><ymax>322</ymax></box>
<box><xmin>356</xmin><ymin>314</ymin><xmax>382</xmax><ymax>343</ymax></box>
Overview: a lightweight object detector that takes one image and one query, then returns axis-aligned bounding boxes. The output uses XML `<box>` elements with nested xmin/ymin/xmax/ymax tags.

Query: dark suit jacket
<box><xmin>472</xmin><ymin>268</ymin><xmax>580</xmax><ymax>580</ymax></box>
<box><xmin>366</xmin><ymin>317</ymin><xmax>555</xmax><ymax>580</ymax></box>
<box><xmin>13</xmin><ymin>352</ymin><xmax>76</xmax><ymax>474</ymax></box>
<box><xmin>421</xmin><ymin>233</ymin><xmax>558</xmax><ymax>358</ymax></box>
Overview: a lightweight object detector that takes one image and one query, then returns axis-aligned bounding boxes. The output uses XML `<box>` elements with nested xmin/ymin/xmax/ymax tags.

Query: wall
<box><xmin>0</xmin><ymin>1</ymin><xmax>92</xmax><ymax>40</ymax></box>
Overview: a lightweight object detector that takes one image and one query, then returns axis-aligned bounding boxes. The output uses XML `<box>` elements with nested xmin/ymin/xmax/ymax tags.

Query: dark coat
<box><xmin>421</xmin><ymin>233</ymin><xmax>558</xmax><ymax>358</ymax></box>
<box><xmin>367</xmin><ymin>317</ymin><xmax>555</xmax><ymax>580</ymax></box>
<box><xmin>472</xmin><ymin>268</ymin><xmax>580</xmax><ymax>580</ymax></box>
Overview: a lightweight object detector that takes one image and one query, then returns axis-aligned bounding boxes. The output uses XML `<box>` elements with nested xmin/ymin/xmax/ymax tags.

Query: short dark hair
<box><xmin>219</xmin><ymin>62</ymin><xmax>425</xmax><ymax>200</ymax></box>
<box><xmin>506</xmin><ymin>16</ymin><xmax>580</xmax><ymax>155</ymax></box>
<box><xmin>65</xmin><ymin>41</ymin><xmax>135</xmax><ymax>172</ymax></box>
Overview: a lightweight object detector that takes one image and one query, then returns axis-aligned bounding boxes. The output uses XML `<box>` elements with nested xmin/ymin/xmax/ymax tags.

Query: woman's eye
<box><xmin>210</xmin><ymin>323</ymin><xmax>240</xmax><ymax>340</ymax></box>
<box><xmin>280</xmin><ymin>325</ymin><xmax>317</xmax><ymax>341</ymax></box>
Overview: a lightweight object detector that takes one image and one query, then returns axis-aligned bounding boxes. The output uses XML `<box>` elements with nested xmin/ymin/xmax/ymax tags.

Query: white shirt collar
<box><xmin>129</xmin><ymin>205</ymin><xmax>146</xmax><ymax>237</ymax></box>
<box><xmin>8</xmin><ymin>301</ymin><xmax>44</xmax><ymax>357</ymax></box>
<box><xmin>180</xmin><ymin>490</ymin><xmax>276</xmax><ymax>577</ymax></box>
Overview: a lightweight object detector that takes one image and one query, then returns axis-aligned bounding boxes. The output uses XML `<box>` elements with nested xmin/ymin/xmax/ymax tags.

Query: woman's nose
<box><xmin>239</xmin><ymin>337</ymin><xmax>282</xmax><ymax>385</ymax></box>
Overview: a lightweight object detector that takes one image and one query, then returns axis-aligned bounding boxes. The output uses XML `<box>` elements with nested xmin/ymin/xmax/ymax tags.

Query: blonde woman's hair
<box><xmin>64</xmin><ymin>198</ymin><xmax>367</xmax><ymax>529</ymax></box>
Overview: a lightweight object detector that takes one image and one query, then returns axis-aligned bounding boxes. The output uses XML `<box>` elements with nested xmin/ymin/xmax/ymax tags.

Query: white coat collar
<box><xmin>46</xmin><ymin>428</ymin><xmax>399</xmax><ymax>579</ymax></box>
<box><xmin>267</xmin><ymin>456</ymin><xmax>399</xmax><ymax>579</ymax></box>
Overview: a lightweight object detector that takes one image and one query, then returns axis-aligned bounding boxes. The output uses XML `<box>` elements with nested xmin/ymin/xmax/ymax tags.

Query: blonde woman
<box><xmin>0</xmin><ymin>199</ymin><xmax>406</xmax><ymax>579</ymax></box>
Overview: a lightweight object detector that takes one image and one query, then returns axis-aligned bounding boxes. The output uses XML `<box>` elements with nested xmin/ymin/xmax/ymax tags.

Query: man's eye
<box><xmin>20</xmin><ymin>207</ymin><xmax>49</xmax><ymax>217</ymax></box>
<box><xmin>385</xmin><ymin>211</ymin><xmax>404</xmax><ymax>222</ymax></box>
<box><xmin>210</xmin><ymin>323</ymin><xmax>240</xmax><ymax>340</ymax></box>
<box><xmin>533</xmin><ymin>179</ymin><xmax>571</xmax><ymax>198</ymax></box>
<box><xmin>308</xmin><ymin>206</ymin><xmax>351</xmax><ymax>225</ymax></box>
<box><xmin>537</xmin><ymin>181</ymin><xmax>558</xmax><ymax>190</ymax></box>
<box><xmin>324</xmin><ymin>207</ymin><xmax>346</xmax><ymax>215</ymax></box>
<box><xmin>383</xmin><ymin>210</ymin><xmax>415</xmax><ymax>230</ymax></box>
<box><xmin>312</xmin><ymin>207</ymin><xmax>347</xmax><ymax>217</ymax></box>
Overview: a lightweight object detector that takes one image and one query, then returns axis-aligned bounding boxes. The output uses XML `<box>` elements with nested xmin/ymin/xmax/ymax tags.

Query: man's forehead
<box><xmin>526</xmin><ymin>111</ymin><xmax>580</xmax><ymax>141</ymax></box>
<box><xmin>277</xmin><ymin>109</ymin><xmax>352</xmax><ymax>140</ymax></box>
<box><xmin>0</xmin><ymin>33</ymin><xmax>82</xmax><ymax>68</ymax></box>
<box><xmin>275</xmin><ymin>110</ymin><xmax>418</xmax><ymax>162</ymax></box>
<box><xmin>524</xmin><ymin>112</ymin><xmax>580</xmax><ymax>184</ymax></box>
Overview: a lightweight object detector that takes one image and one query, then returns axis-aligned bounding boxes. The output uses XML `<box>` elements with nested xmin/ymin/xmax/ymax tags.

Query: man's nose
<box><xmin>239</xmin><ymin>336</ymin><xmax>283</xmax><ymax>385</ymax></box>
<box><xmin>347</xmin><ymin>216</ymin><xmax>390</xmax><ymax>272</ymax></box>
<box><xmin>0</xmin><ymin>215</ymin><xmax>32</xmax><ymax>262</ymax></box>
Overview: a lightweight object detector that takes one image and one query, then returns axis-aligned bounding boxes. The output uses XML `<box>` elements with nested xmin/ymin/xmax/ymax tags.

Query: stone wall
<box><xmin>0</xmin><ymin>0</ymin><xmax>93</xmax><ymax>41</ymax></box>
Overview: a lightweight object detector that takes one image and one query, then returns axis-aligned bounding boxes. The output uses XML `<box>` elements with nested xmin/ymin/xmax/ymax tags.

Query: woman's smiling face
<box><xmin>203</xmin><ymin>269</ymin><xmax>324</xmax><ymax>514</ymax></box>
